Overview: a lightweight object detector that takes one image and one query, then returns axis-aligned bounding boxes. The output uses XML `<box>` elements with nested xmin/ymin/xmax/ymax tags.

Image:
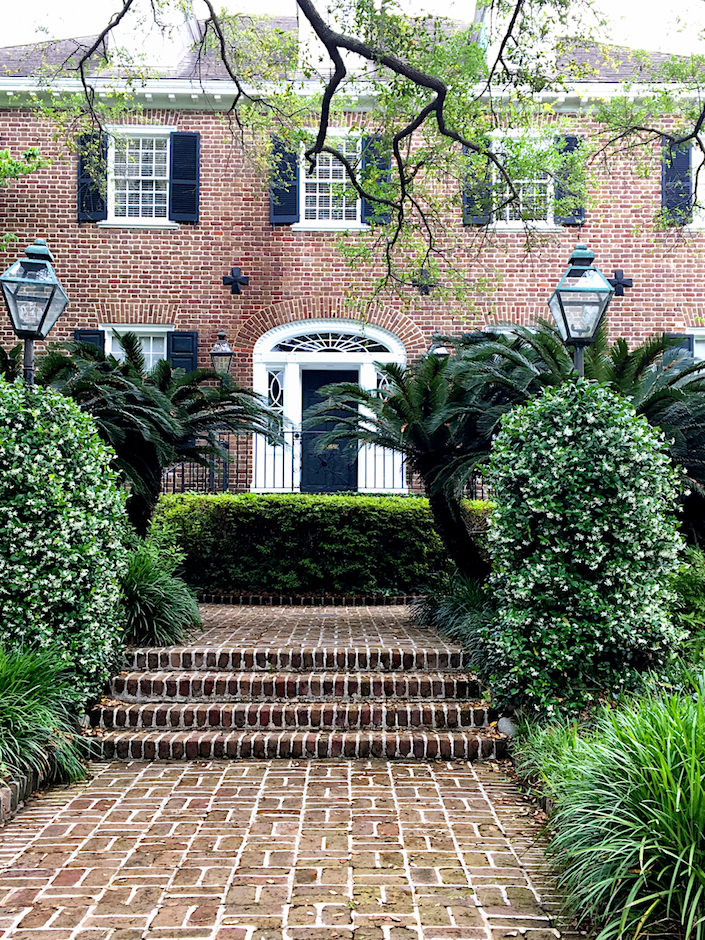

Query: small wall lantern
<box><xmin>209</xmin><ymin>330</ymin><xmax>234</xmax><ymax>375</ymax></box>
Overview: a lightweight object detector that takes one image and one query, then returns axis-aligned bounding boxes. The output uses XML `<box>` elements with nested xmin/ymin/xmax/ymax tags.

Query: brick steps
<box><xmin>94</xmin><ymin>617</ymin><xmax>502</xmax><ymax>762</ymax></box>
<box><xmin>92</xmin><ymin>700</ymin><xmax>496</xmax><ymax>731</ymax></box>
<box><xmin>127</xmin><ymin>646</ymin><xmax>470</xmax><ymax>673</ymax></box>
<box><xmin>92</xmin><ymin>728</ymin><xmax>507</xmax><ymax>761</ymax></box>
<box><xmin>111</xmin><ymin>671</ymin><xmax>483</xmax><ymax>703</ymax></box>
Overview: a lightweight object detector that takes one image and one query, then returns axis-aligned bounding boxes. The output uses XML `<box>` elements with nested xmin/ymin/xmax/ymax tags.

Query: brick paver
<box><xmin>0</xmin><ymin>608</ymin><xmax>574</xmax><ymax>939</ymax></box>
<box><xmin>0</xmin><ymin>759</ymin><xmax>571</xmax><ymax>940</ymax></box>
<box><xmin>195</xmin><ymin>605</ymin><xmax>461</xmax><ymax>650</ymax></box>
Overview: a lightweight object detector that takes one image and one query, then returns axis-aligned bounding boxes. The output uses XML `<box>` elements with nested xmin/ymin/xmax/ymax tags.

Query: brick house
<box><xmin>0</xmin><ymin>25</ymin><xmax>702</xmax><ymax>494</ymax></box>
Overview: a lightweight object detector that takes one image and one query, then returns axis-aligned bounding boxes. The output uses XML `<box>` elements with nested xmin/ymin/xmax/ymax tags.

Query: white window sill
<box><xmin>291</xmin><ymin>222</ymin><xmax>370</xmax><ymax>233</ymax></box>
<box><xmin>98</xmin><ymin>220</ymin><xmax>180</xmax><ymax>230</ymax></box>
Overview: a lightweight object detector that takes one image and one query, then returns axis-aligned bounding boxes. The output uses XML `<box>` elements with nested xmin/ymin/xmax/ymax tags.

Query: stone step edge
<box><xmin>199</xmin><ymin>593</ymin><xmax>422</xmax><ymax>607</ymax></box>
<box><xmin>126</xmin><ymin>647</ymin><xmax>470</xmax><ymax>672</ymax></box>
<box><xmin>92</xmin><ymin>700</ymin><xmax>497</xmax><ymax>731</ymax></box>
<box><xmin>110</xmin><ymin>671</ymin><xmax>482</xmax><ymax>703</ymax></box>
<box><xmin>90</xmin><ymin>729</ymin><xmax>507</xmax><ymax>762</ymax></box>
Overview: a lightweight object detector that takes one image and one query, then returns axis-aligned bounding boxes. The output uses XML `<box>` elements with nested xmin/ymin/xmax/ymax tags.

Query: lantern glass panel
<box><xmin>211</xmin><ymin>351</ymin><xmax>233</xmax><ymax>375</ymax></box>
<box><xmin>551</xmin><ymin>268</ymin><xmax>613</xmax><ymax>344</ymax></box>
<box><xmin>0</xmin><ymin>258</ymin><xmax>68</xmax><ymax>337</ymax></box>
<box><xmin>548</xmin><ymin>293</ymin><xmax>567</xmax><ymax>340</ymax></box>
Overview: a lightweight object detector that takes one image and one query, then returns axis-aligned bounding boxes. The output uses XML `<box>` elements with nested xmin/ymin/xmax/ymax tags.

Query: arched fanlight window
<box><xmin>273</xmin><ymin>331</ymin><xmax>391</xmax><ymax>354</ymax></box>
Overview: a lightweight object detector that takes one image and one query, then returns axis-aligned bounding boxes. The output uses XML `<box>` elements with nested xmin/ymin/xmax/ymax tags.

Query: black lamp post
<box><xmin>209</xmin><ymin>330</ymin><xmax>234</xmax><ymax>376</ymax></box>
<box><xmin>0</xmin><ymin>239</ymin><xmax>69</xmax><ymax>385</ymax></box>
<box><xmin>547</xmin><ymin>244</ymin><xmax>615</xmax><ymax>376</ymax></box>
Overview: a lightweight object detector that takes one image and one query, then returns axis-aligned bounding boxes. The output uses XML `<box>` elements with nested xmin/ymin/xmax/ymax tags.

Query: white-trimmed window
<box><xmin>299</xmin><ymin>136</ymin><xmax>362</xmax><ymax>228</ymax></box>
<box><xmin>106</xmin><ymin>127</ymin><xmax>176</xmax><ymax>225</ymax></box>
<box><xmin>492</xmin><ymin>135</ymin><xmax>554</xmax><ymax>227</ymax></box>
<box><xmin>103</xmin><ymin>324</ymin><xmax>174</xmax><ymax>370</ymax></box>
<box><xmin>685</xmin><ymin>329</ymin><xmax>705</xmax><ymax>359</ymax></box>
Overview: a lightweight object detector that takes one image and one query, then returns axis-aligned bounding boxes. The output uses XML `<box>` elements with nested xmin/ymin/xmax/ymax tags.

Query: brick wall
<box><xmin>0</xmin><ymin>103</ymin><xmax>701</xmax><ymax>387</ymax></box>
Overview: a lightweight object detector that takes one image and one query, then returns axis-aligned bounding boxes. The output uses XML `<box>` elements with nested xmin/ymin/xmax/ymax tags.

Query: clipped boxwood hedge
<box><xmin>153</xmin><ymin>494</ymin><xmax>492</xmax><ymax>595</ymax></box>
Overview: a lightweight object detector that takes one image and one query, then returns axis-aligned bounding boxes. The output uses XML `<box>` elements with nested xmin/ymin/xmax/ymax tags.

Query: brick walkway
<box><xmin>0</xmin><ymin>760</ymin><xmax>569</xmax><ymax>940</ymax></box>
<box><xmin>0</xmin><ymin>607</ymin><xmax>574</xmax><ymax>939</ymax></box>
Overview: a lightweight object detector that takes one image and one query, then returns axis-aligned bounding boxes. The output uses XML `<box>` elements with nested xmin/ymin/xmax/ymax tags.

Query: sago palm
<box><xmin>305</xmin><ymin>354</ymin><xmax>491</xmax><ymax>578</ymax></box>
<box><xmin>37</xmin><ymin>332</ymin><xmax>279</xmax><ymax>534</ymax></box>
<box><xmin>455</xmin><ymin>321</ymin><xmax>705</xmax><ymax>542</ymax></box>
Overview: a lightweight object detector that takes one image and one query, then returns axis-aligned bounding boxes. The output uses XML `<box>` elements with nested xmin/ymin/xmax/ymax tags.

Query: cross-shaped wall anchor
<box><xmin>412</xmin><ymin>268</ymin><xmax>437</xmax><ymax>296</ymax></box>
<box><xmin>608</xmin><ymin>269</ymin><xmax>633</xmax><ymax>297</ymax></box>
<box><xmin>223</xmin><ymin>266</ymin><xmax>250</xmax><ymax>295</ymax></box>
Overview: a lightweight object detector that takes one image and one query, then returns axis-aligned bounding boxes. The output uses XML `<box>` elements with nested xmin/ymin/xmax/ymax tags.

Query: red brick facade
<box><xmin>0</xmin><ymin>102</ymin><xmax>702</xmax><ymax>384</ymax></box>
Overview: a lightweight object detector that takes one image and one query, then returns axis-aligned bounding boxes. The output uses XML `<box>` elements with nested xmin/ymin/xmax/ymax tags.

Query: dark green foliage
<box><xmin>0</xmin><ymin>646</ymin><xmax>87</xmax><ymax>784</ymax></box>
<box><xmin>413</xmin><ymin>571</ymin><xmax>496</xmax><ymax>667</ymax></box>
<box><xmin>516</xmin><ymin>673</ymin><xmax>705</xmax><ymax>940</ymax></box>
<box><xmin>672</xmin><ymin>547</ymin><xmax>705</xmax><ymax>660</ymax></box>
<box><xmin>121</xmin><ymin>538</ymin><xmax>202</xmax><ymax>646</ymax></box>
<box><xmin>152</xmin><ymin>493</ymin><xmax>483</xmax><ymax>594</ymax></box>
<box><xmin>36</xmin><ymin>332</ymin><xmax>279</xmax><ymax>535</ymax></box>
<box><xmin>0</xmin><ymin>344</ymin><xmax>21</xmax><ymax>380</ymax></box>
<box><xmin>304</xmin><ymin>355</ymin><xmax>493</xmax><ymax>578</ymax></box>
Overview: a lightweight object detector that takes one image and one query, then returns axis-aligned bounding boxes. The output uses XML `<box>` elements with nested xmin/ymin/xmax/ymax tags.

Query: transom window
<box><xmin>303</xmin><ymin>138</ymin><xmax>361</xmax><ymax>224</ymax></box>
<box><xmin>104</xmin><ymin>325</ymin><xmax>172</xmax><ymax>371</ymax></box>
<box><xmin>273</xmin><ymin>331</ymin><xmax>391</xmax><ymax>354</ymax></box>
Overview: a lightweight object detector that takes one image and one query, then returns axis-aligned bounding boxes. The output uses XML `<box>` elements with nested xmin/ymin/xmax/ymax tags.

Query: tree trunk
<box><xmin>426</xmin><ymin>488</ymin><xmax>491</xmax><ymax>580</ymax></box>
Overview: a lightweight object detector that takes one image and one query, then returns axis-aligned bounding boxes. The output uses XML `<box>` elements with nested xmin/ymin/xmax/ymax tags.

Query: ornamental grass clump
<box><xmin>542</xmin><ymin>673</ymin><xmax>705</xmax><ymax>940</ymax></box>
<box><xmin>0</xmin><ymin>378</ymin><xmax>127</xmax><ymax>701</ymax></box>
<box><xmin>121</xmin><ymin>537</ymin><xmax>201</xmax><ymax>646</ymax></box>
<box><xmin>487</xmin><ymin>380</ymin><xmax>683</xmax><ymax>715</ymax></box>
<box><xmin>0</xmin><ymin>646</ymin><xmax>87</xmax><ymax>784</ymax></box>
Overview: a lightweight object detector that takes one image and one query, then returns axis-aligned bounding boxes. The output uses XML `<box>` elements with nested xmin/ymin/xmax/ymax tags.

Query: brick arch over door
<box><xmin>233</xmin><ymin>296</ymin><xmax>427</xmax><ymax>357</ymax></box>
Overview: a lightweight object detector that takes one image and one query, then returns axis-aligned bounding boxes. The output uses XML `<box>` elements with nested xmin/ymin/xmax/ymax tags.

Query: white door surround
<box><xmin>252</xmin><ymin>318</ymin><xmax>407</xmax><ymax>492</ymax></box>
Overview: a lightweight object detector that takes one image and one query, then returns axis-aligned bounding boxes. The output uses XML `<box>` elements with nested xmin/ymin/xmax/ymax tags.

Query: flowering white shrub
<box><xmin>487</xmin><ymin>380</ymin><xmax>684</xmax><ymax>714</ymax></box>
<box><xmin>0</xmin><ymin>379</ymin><xmax>127</xmax><ymax>702</ymax></box>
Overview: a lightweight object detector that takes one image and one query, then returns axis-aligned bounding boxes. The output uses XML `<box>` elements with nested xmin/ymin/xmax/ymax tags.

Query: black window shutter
<box><xmin>167</xmin><ymin>331</ymin><xmax>199</xmax><ymax>372</ymax></box>
<box><xmin>462</xmin><ymin>143</ymin><xmax>492</xmax><ymax>226</ymax></box>
<box><xmin>664</xmin><ymin>332</ymin><xmax>695</xmax><ymax>355</ymax></box>
<box><xmin>270</xmin><ymin>138</ymin><xmax>300</xmax><ymax>224</ymax></box>
<box><xmin>169</xmin><ymin>132</ymin><xmax>200</xmax><ymax>223</ymax></box>
<box><xmin>554</xmin><ymin>135</ymin><xmax>585</xmax><ymax>226</ymax></box>
<box><xmin>662</xmin><ymin>139</ymin><xmax>693</xmax><ymax>226</ymax></box>
<box><xmin>73</xmin><ymin>329</ymin><xmax>105</xmax><ymax>350</ymax></box>
<box><xmin>77</xmin><ymin>133</ymin><xmax>107</xmax><ymax>222</ymax></box>
<box><xmin>361</xmin><ymin>135</ymin><xmax>392</xmax><ymax>225</ymax></box>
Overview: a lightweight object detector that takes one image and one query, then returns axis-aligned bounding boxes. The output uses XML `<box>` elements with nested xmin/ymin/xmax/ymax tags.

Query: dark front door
<box><xmin>301</xmin><ymin>369</ymin><xmax>358</xmax><ymax>493</ymax></box>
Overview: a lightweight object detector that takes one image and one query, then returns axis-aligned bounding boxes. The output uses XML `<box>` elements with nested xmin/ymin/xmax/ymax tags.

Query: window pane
<box><xmin>302</xmin><ymin>138</ymin><xmax>360</xmax><ymax>224</ymax></box>
<box><xmin>111</xmin><ymin>135</ymin><xmax>170</xmax><ymax>221</ymax></box>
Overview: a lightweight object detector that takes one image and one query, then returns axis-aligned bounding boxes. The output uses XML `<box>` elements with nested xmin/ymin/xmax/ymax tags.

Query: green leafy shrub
<box><xmin>0</xmin><ymin>646</ymin><xmax>87</xmax><ymax>784</ymax></box>
<box><xmin>487</xmin><ymin>380</ymin><xmax>683</xmax><ymax>715</ymax></box>
<box><xmin>672</xmin><ymin>547</ymin><xmax>705</xmax><ymax>661</ymax></box>
<box><xmin>152</xmin><ymin>494</ymin><xmax>487</xmax><ymax>594</ymax></box>
<box><xmin>517</xmin><ymin>673</ymin><xmax>705</xmax><ymax>940</ymax></box>
<box><xmin>0</xmin><ymin>379</ymin><xmax>127</xmax><ymax>700</ymax></box>
<box><xmin>121</xmin><ymin>537</ymin><xmax>202</xmax><ymax>646</ymax></box>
